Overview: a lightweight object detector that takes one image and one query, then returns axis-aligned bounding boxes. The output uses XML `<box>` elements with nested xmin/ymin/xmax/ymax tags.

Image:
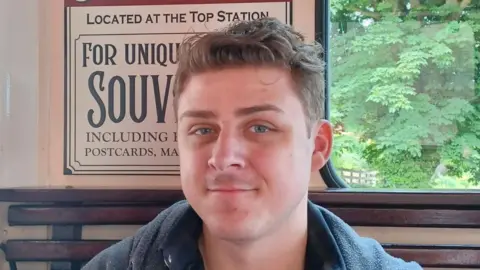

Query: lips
<box><xmin>206</xmin><ymin>172</ymin><xmax>257</xmax><ymax>193</ymax></box>
<box><xmin>209</xmin><ymin>187</ymin><xmax>255</xmax><ymax>192</ymax></box>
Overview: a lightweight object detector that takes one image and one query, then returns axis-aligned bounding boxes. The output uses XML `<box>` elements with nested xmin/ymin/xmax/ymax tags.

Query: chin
<box><xmin>206</xmin><ymin>218</ymin><xmax>264</xmax><ymax>242</ymax></box>
<box><xmin>202</xmin><ymin>209</ymin><xmax>267</xmax><ymax>242</ymax></box>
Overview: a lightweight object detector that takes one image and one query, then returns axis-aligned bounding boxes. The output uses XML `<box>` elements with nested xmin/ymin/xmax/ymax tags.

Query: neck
<box><xmin>199</xmin><ymin>199</ymin><xmax>309</xmax><ymax>270</ymax></box>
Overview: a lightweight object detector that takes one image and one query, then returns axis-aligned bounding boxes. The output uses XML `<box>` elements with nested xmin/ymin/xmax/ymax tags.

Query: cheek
<box><xmin>253</xmin><ymin>137</ymin><xmax>311</xmax><ymax>191</ymax></box>
<box><xmin>251</xmin><ymin>142</ymin><xmax>295</xmax><ymax>183</ymax></box>
<box><xmin>179</xmin><ymin>141</ymin><xmax>211</xmax><ymax>183</ymax></box>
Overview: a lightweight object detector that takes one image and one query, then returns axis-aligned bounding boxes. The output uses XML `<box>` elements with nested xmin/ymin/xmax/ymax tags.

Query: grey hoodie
<box><xmin>82</xmin><ymin>200</ymin><xmax>423</xmax><ymax>270</ymax></box>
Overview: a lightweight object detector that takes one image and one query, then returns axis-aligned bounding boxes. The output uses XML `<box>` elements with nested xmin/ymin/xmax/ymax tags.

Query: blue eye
<box><xmin>251</xmin><ymin>125</ymin><xmax>270</xmax><ymax>133</ymax></box>
<box><xmin>194</xmin><ymin>128</ymin><xmax>213</xmax><ymax>135</ymax></box>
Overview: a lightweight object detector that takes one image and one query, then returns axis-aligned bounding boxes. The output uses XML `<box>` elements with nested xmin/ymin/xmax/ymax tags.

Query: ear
<box><xmin>311</xmin><ymin>120</ymin><xmax>333</xmax><ymax>172</ymax></box>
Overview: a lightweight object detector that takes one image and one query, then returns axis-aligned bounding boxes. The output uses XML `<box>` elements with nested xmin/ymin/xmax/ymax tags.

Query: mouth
<box><xmin>208</xmin><ymin>188</ymin><xmax>256</xmax><ymax>193</ymax></box>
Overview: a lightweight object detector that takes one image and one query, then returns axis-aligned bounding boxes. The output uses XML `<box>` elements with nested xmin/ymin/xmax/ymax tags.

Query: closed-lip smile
<box><xmin>209</xmin><ymin>187</ymin><xmax>256</xmax><ymax>192</ymax></box>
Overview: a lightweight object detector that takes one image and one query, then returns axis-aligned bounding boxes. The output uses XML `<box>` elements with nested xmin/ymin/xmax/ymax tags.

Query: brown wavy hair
<box><xmin>173</xmin><ymin>17</ymin><xmax>325</xmax><ymax>128</ymax></box>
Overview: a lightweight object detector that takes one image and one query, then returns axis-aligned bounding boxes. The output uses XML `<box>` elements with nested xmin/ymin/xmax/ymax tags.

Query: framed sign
<box><xmin>64</xmin><ymin>0</ymin><xmax>293</xmax><ymax>175</ymax></box>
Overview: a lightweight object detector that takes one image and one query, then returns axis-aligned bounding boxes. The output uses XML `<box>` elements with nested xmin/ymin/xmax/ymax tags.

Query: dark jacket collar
<box><xmin>306</xmin><ymin>200</ymin><xmax>344</xmax><ymax>269</ymax></box>
<box><xmin>159</xmin><ymin>201</ymin><xmax>337</xmax><ymax>270</ymax></box>
<box><xmin>160</xmin><ymin>205</ymin><xmax>204</xmax><ymax>270</ymax></box>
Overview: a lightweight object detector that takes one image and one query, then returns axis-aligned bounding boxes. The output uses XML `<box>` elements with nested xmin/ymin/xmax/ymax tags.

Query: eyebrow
<box><xmin>179</xmin><ymin>104</ymin><xmax>284</xmax><ymax>120</ymax></box>
<box><xmin>179</xmin><ymin>110</ymin><xmax>216</xmax><ymax>120</ymax></box>
<box><xmin>235</xmin><ymin>104</ymin><xmax>284</xmax><ymax>116</ymax></box>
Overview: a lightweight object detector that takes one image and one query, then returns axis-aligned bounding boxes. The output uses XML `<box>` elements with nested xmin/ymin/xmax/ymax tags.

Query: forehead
<box><xmin>177</xmin><ymin>66</ymin><xmax>301</xmax><ymax>115</ymax></box>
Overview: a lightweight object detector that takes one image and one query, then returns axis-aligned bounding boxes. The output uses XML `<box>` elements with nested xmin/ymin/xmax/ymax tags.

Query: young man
<box><xmin>82</xmin><ymin>18</ymin><xmax>422</xmax><ymax>270</ymax></box>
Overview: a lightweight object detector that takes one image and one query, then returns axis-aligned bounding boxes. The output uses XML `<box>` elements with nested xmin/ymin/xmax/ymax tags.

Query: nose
<box><xmin>208</xmin><ymin>131</ymin><xmax>245</xmax><ymax>171</ymax></box>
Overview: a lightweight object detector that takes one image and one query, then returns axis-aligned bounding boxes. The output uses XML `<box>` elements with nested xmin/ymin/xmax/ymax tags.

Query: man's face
<box><xmin>177</xmin><ymin>66</ymin><xmax>332</xmax><ymax>241</ymax></box>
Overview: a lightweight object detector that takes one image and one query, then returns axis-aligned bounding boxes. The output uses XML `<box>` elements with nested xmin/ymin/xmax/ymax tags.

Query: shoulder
<box><xmin>309</xmin><ymin>202</ymin><xmax>423</xmax><ymax>270</ymax></box>
<box><xmin>82</xmin><ymin>200</ymin><xmax>191</xmax><ymax>270</ymax></box>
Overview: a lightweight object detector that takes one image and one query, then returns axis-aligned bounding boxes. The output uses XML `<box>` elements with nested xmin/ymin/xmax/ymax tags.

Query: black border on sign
<box><xmin>64</xmin><ymin>6</ymin><xmax>70</xmax><ymax>175</ymax></box>
<box><xmin>63</xmin><ymin>1</ymin><xmax>295</xmax><ymax>175</ymax></box>
<box><xmin>64</xmin><ymin>0</ymin><xmax>291</xmax><ymax>7</ymax></box>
